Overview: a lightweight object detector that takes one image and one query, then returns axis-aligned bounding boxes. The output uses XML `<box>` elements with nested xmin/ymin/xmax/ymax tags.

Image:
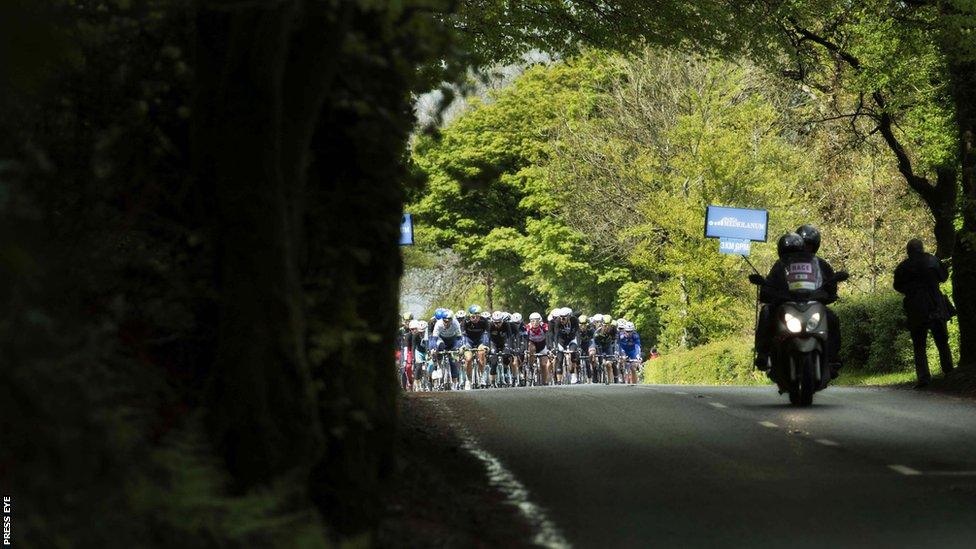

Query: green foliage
<box><xmin>409</xmin><ymin>47</ymin><xmax>936</xmax><ymax>354</ymax></box>
<box><xmin>411</xmin><ymin>52</ymin><xmax>624</xmax><ymax>311</ymax></box>
<box><xmin>835</xmin><ymin>289</ymin><xmax>960</xmax><ymax>373</ymax></box>
<box><xmin>643</xmin><ymin>339</ymin><xmax>765</xmax><ymax>385</ymax></box>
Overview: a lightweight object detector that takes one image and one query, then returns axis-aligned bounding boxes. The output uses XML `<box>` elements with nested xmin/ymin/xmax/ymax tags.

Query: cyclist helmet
<box><xmin>777</xmin><ymin>232</ymin><xmax>804</xmax><ymax>259</ymax></box>
<box><xmin>456</xmin><ymin>309</ymin><xmax>467</xmax><ymax>319</ymax></box>
<box><xmin>796</xmin><ymin>224</ymin><xmax>821</xmax><ymax>253</ymax></box>
<box><xmin>402</xmin><ymin>312</ymin><xmax>414</xmax><ymax>321</ymax></box>
<box><xmin>591</xmin><ymin>314</ymin><xmax>603</xmax><ymax>323</ymax></box>
<box><xmin>442</xmin><ymin>310</ymin><xmax>454</xmax><ymax>320</ymax></box>
<box><xmin>418</xmin><ymin>320</ymin><xmax>428</xmax><ymax>331</ymax></box>
<box><xmin>578</xmin><ymin>314</ymin><xmax>589</xmax><ymax>325</ymax></box>
<box><xmin>491</xmin><ymin>311</ymin><xmax>506</xmax><ymax>322</ymax></box>
<box><xmin>624</xmin><ymin>322</ymin><xmax>635</xmax><ymax>332</ymax></box>
<box><xmin>480</xmin><ymin>311</ymin><xmax>490</xmax><ymax>319</ymax></box>
<box><xmin>468</xmin><ymin>304</ymin><xmax>482</xmax><ymax>315</ymax></box>
<box><xmin>529</xmin><ymin>312</ymin><xmax>542</xmax><ymax>322</ymax></box>
<box><xmin>511</xmin><ymin>313</ymin><xmax>523</xmax><ymax>323</ymax></box>
<box><xmin>561</xmin><ymin>307</ymin><xmax>573</xmax><ymax>317</ymax></box>
<box><xmin>433</xmin><ymin>308</ymin><xmax>444</xmax><ymax>320</ymax></box>
<box><xmin>408</xmin><ymin>320</ymin><xmax>421</xmax><ymax>330</ymax></box>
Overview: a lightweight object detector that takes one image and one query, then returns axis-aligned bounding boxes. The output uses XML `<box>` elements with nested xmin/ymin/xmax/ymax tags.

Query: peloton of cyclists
<box><xmin>399</xmin><ymin>306</ymin><xmax>648</xmax><ymax>390</ymax></box>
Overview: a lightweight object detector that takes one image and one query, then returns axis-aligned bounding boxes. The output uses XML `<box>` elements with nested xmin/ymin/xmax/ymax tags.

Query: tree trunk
<box><xmin>946</xmin><ymin>58</ymin><xmax>976</xmax><ymax>368</ymax></box>
<box><xmin>194</xmin><ymin>2</ymin><xmax>320</xmax><ymax>488</ymax></box>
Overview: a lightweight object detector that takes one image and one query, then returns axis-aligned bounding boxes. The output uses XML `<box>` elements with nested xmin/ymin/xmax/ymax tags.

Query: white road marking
<box><xmin>815</xmin><ymin>439</ymin><xmax>840</xmax><ymax>447</ymax></box>
<box><xmin>889</xmin><ymin>464</ymin><xmax>922</xmax><ymax>476</ymax></box>
<box><xmin>437</xmin><ymin>401</ymin><xmax>571</xmax><ymax>548</ymax></box>
<box><xmin>673</xmin><ymin>391</ymin><xmax>689</xmax><ymax>395</ymax></box>
<box><xmin>708</xmin><ymin>402</ymin><xmax>728</xmax><ymax>409</ymax></box>
<box><xmin>758</xmin><ymin>421</ymin><xmax>778</xmax><ymax>428</ymax></box>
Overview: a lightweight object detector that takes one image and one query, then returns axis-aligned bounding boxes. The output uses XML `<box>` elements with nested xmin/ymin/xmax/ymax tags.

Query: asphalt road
<box><xmin>435</xmin><ymin>384</ymin><xmax>976</xmax><ymax>548</ymax></box>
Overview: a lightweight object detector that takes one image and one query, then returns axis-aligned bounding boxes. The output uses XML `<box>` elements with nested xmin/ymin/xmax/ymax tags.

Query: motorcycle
<box><xmin>748</xmin><ymin>270</ymin><xmax>849</xmax><ymax>406</ymax></box>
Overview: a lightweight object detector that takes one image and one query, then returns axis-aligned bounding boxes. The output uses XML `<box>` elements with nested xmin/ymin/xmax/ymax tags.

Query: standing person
<box><xmin>894</xmin><ymin>239</ymin><xmax>954</xmax><ymax>388</ymax></box>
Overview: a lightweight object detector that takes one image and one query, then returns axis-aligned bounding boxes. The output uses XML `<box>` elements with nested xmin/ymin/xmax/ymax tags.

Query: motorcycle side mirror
<box><xmin>748</xmin><ymin>274</ymin><xmax>765</xmax><ymax>286</ymax></box>
<box><xmin>833</xmin><ymin>271</ymin><xmax>850</xmax><ymax>283</ymax></box>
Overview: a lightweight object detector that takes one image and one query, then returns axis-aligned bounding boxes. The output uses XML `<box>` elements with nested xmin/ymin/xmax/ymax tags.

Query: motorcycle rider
<box><xmin>796</xmin><ymin>224</ymin><xmax>842</xmax><ymax>376</ymax></box>
<box><xmin>754</xmin><ymin>232</ymin><xmax>839</xmax><ymax>378</ymax></box>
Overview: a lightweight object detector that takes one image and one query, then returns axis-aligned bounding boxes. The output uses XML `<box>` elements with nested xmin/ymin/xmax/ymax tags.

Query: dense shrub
<box><xmin>644</xmin><ymin>338</ymin><xmax>764</xmax><ymax>385</ymax></box>
<box><xmin>834</xmin><ymin>290</ymin><xmax>959</xmax><ymax>373</ymax></box>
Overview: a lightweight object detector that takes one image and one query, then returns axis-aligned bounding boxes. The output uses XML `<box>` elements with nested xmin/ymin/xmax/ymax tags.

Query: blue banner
<box><xmin>704</xmin><ymin>206</ymin><xmax>768</xmax><ymax>242</ymax></box>
<box><xmin>718</xmin><ymin>237</ymin><xmax>751</xmax><ymax>256</ymax></box>
<box><xmin>399</xmin><ymin>214</ymin><xmax>414</xmax><ymax>246</ymax></box>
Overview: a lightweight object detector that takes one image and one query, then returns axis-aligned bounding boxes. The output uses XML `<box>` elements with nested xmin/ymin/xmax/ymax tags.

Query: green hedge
<box><xmin>834</xmin><ymin>290</ymin><xmax>959</xmax><ymax>373</ymax></box>
<box><xmin>645</xmin><ymin>290</ymin><xmax>960</xmax><ymax>385</ymax></box>
<box><xmin>644</xmin><ymin>338</ymin><xmax>765</xmax><ymax>385</ymax></box>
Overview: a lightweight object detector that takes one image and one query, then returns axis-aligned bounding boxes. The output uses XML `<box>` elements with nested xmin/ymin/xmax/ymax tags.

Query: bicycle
<box><xmin>619</xmin><ymin>357</ymin><xmax>643</xmax><ymax>384</ymax></box>
<box><xmin>553</xmin><ymin>343</ymin><xmax>580</xmax><ymax>385</ymax></box>
<box><xmin>490</xmin><ymin>349</ymin><xmax>516</xmax><ymax>388</ymax></box>
<box><xmin>592</xmin><ymin>353</ymin><xmax>616</xmax><ymax>384</ymax></box>
<box><xmin>430</xmin><ymin>349</ymin><xmax>462</xmax><ymax>391</ymax></box>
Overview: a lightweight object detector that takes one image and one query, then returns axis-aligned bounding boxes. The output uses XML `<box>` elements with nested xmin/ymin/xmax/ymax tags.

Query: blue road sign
<box><xmin>718</xmin><ymin>237</ymin><xmax>751</xmax><ymax>256</ymax></box>
<box><xmin>399</xmin><ymin>214</ymin><xmax>414</xmax><ymax>246</ymax></box>
<box><xmin>704</xmin><ymin>206</ymin><xmax>769</xmax><ymax>242</ymax></box>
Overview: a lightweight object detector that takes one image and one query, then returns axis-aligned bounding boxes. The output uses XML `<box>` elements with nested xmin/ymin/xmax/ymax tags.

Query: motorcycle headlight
<box><xmin>784</xmin><ymin>313</ymin><xmax>802</xmax><ymax>333</ymax></box>
<box><xmin>806</xmin><ymin>312</ymin><xmax>822</xmax><ymax>332</ymax></box>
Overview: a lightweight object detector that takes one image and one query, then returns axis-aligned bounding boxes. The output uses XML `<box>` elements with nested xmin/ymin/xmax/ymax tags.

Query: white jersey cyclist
<box><xmin>432</xmin><ymin>317</ymin><xmax>462</xmax><ymax>339</ymax></box>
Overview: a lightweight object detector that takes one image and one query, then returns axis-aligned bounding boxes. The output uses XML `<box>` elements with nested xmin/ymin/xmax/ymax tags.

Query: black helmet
<box><xmin>796</xmin><ymin>224</ymin><xmax>821</xmax><ymax>253</ymax></box>
<box><xmin>777</xmin><ymin>232</ymin><xmax>804</xmax><ymax>259</ymax></box>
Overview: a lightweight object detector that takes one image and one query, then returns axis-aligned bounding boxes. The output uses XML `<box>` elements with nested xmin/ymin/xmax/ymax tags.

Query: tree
<box><xmin>452</xmin><ymin>0</ymin><xmax>976</xmax><ymax>366</ymax></box>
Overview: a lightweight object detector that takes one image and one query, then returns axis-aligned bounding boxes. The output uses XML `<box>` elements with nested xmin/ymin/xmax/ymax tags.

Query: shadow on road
<box><xmin>739</xmin><ymin>402</ymin><xmax>843</xmax><ymax>410</ymax></box>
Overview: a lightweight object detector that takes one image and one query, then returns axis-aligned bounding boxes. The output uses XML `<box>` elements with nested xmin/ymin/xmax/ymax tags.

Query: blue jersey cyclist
<box><xmin>617</xmin><ymin>321</ymin><xmax>642</xmax><ymax>384</ymax></box>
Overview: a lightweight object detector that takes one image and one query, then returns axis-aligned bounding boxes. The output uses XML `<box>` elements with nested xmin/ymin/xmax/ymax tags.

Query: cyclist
<box><xmin>397</xmin><ymin>312</ymin><xmax>414</xmax><ymax>374</ymax></box>
<box><xmin>488</xmin><ymin>311</ymin><xmax>516</xmax><ymax>387</ymax></box>
<box><xmin>577</xmin><ymin>314</ymin><xmax>595</xmax><ymax>382</ymax></box>
<box><xmin>526</xmin><ymin>312</ymin><xmax>551</xmax><ymax>384</ymax></box>
<box><xmin>508</xmin><ymin>312</ymin><xmax>526</xmax><ymax>384</ymax></box>
<box><xmin>589</xmin><ymin>314</ymin><xmax>618</xmax><ymax>384</ymax></box>
<box><xmin>618</xmin><ymin>321</ymin><xmax>643</xmax><ymax>384</ymax></box>
<box><xmin>431</xmin><ymin>309</ymin><xmax>463</xmax><ymax>388</ymax></box>
<box><xmin>403</xmin><ymin>319</ymin><xmax>427</xmax><ymax>390</ymax></box>
<box><xmin>460</xmin><ymin>304</ymin><xmax>490</xmax><ymax>389</ymax></box>
<box><xmin>416</xmin><ymin>319</ymin><xmax>432</xmax><ymax>386</ymax></box>
<box><xmin>552</xmin><ymin>307</ymin><xmax>581</xmax><ymax>383</ymax></box>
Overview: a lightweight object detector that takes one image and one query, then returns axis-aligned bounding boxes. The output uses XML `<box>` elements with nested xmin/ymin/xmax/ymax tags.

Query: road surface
<box><xmin>433</xmin><ymin>384</ymin><xmax>976</xmax><ymax>548</ymax></box>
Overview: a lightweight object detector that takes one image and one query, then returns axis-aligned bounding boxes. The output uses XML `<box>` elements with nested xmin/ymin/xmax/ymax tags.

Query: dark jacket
<box><xmin>760</xmin><ymin>252</ymin><xmax>837</xmax><ymax>304</ymax></box>
<box><xmin>893</xmin><ymin>252</ymin><xmax>950</xmax><ymax>329</ymax></box>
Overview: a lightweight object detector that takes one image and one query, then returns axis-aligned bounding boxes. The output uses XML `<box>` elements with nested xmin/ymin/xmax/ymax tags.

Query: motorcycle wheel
<box><xmin>788</xmin><ymin>352</ymin><xmax>816</xmax><ymax>407</ymax></box>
